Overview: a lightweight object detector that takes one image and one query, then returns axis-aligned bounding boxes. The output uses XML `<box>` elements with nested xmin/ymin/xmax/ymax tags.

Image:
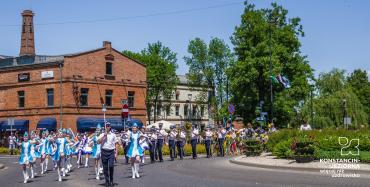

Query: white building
<box><xmin>147</xmin><ymin>75</ymin><xmax>213</xmax><ymax>130</ymax></box>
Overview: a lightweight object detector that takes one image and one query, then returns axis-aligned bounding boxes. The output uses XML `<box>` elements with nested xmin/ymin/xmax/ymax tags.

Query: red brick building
<box><xmin>0</xmin><ymin>10</ymin><xmax>147</xmax><ymax>132</ymax></box>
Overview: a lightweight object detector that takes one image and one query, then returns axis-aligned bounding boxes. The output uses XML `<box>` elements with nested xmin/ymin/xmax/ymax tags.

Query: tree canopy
<box><xmin>228</xmin><ymin>2</ymin><xmax>313</xmax><ymax>127</ymax></box>
<box><xmin>123</xmin><ymin>41</ymin><xmax>178</xmax><ymax>123</ymax></box>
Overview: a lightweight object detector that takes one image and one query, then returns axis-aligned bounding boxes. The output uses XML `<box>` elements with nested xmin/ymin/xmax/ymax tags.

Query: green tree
<box><xmin>184</xmin><ymin>37</ymin><xmax>233</xmax><ymax>124</ymax></box>
<box><xmin>229</xmin><ymin>2</ymin><xmax>313</xmax><ymax>127</ymax></box>
<box><xmin>123</xmin><ymin>41</ymin><xmax>179</xmax><ymax>124</ymax></box>
<box><xmin>347</xmin><ymin>69</ymin><xmax>370</xmax><ymax>124</ymax></box>
<box><xmin>300</xmin><ymin>69</ymin><xmax>368</xmax><ymax>129</ymax></box>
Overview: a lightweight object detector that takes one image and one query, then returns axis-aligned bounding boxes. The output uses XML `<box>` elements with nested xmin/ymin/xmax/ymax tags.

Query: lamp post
<box><xmin>268</xmin><ymin>18</ymin><xmax>274</xmax><ymax>124</ymax></box>
<box><xmin>310</xmin><ymin>84</ymin><xmax>314</xmax><ymax>128</ymax></box>
<box><xmin>188</xmin><ymin>94</ymin><xmax>192</xmax><ymax>126</ymax></box>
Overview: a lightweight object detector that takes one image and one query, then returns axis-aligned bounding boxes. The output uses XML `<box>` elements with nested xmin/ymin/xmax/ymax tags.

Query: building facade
<box><xmin>148</xmin><ymin>75</ymin><xmax>213</xmax><ymax>130</ymax></box>
<box><xmin>0</xmin><ymin>10</ymin><xmax>147</xmax><ymax>132</ymax></box>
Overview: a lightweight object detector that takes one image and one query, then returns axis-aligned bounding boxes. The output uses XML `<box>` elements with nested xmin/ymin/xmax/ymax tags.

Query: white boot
<box><xmin>62</xmin><ymin>168</ymin><xmax>66</xmax><ymax>177</ymax></box>
<box><xmin>99</xmin><ymin>166</ymin><xmax>103</xmax><ymax>174</ymax></box>
<box><xmin>30</xmin><ymin>167</ymin><xmax>34</xmax><ymax>178</ymax></box>
<box><xmin>131</xmin><ymin>166</ymin><xmax>136</xmax><ymax>179</ymax></box>
<box><xmin>85</xmin><ymin>158</ymin><xmax>89</xmax><ymax>167</ymax></box>
<box><xmin>44</xmin><ymin>159</ymin><xmax>48</xmax><ymax>172</ymax></box>
<box><xmin>95</xmin><ymin>166</ymin><xmax>100</xmax><ymax>180</ymax></box>
<box><xmin>41</xmin><ymin>163</ymin><xmax>44</xmax><ymax>174</ymax></box>
<box><xmin>23</xmin><ymin>170</ymin><xmax>28</xmax><ymax>183</ymax></box>
<box><xmin>57</xmin><ymin>168</ymin><xmax>62</xmax><ymax>182</ymax></box>
<box><xmin>135</xmin><ymin>163</ymin><xmax>140</xmax><ymax>178</ymax></box>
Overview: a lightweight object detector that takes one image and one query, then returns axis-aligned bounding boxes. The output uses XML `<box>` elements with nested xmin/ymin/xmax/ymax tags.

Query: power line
<box><xmin>0</xmin><ymin>1</ymin><xmax>244</xmax><ymax>27</ymax></box>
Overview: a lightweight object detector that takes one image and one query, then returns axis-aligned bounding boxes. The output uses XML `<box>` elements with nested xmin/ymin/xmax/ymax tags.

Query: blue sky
<box><xmin>0</xmin><ymin>0</ymin><xmax>369</xmax><ymax>77</ymax></box>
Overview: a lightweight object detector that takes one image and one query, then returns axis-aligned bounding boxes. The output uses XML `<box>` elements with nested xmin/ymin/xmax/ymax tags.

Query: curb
<box><xmin>229</xmin><ymin>157</ymin><xmax>370</xmax><ymax>175</ymax></box>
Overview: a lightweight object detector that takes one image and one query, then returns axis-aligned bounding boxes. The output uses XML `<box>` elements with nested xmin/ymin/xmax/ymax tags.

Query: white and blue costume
<box><xmin>91</xmin><ymin>135</ymin><xmax>101</xmax><ymax>159</ymax></box>
<box><xmin>53</xmin><ymin>137</ymin><xmax>67</xmax><ymax>161</ymax></box>
<box><xmin>127</xmin><ymin>131</ymin><xmax>144</xmax><ymax>158</ymax></box>
<box><xmin>19</xmin><ymin>141</ymin><xmax>33</xmax><ymax>165</ymax></box>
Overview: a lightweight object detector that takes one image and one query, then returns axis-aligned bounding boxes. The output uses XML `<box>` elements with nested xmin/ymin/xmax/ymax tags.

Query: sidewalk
<box><xmin>230</xmin><ymin>152</ymin><xmax>370</xmax><ymax>174</ymax></box>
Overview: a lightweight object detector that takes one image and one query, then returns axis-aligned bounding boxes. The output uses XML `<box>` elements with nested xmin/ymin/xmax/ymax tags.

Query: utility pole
<box><xmin>310</xmin><ymin>85</ymin><xmax>314</xmax><ymax>128</ymax></box>
<box><xmin>269</xmin><ymin>20</ymin><xmax>274</xmax><ymax>123</ymax></box>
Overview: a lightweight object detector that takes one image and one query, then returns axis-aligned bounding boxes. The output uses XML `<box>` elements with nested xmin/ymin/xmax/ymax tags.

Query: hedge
<box><xmin>267</xmin><ymin>129</ymin><xmax>370</xmax><ymax>162</ymax></box>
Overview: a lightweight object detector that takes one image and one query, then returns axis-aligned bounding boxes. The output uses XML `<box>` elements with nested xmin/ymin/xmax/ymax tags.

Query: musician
<box><xmin>148</xmin><ymin>126</ymin><xmax>157</xmax><ymax>163</ymax></box>
<box><xmin>122</xmin><ymin>128</ymin><xmax>131</xmax><ymax>164</ymax></box>
<box><xmin>176</xmin><ymin>125</ymin><xmax>186</xmax><ymax>160</ymax></box>
<box><xmin>97</xmin><ymin>122</ymin><xmax>117</xmax><ymax>187</ymax></box>
<box><xmin>204</xmin><ymin>126</ymin><xmax>213</xmax><ymax>158</ymax></box>
<box><xmin>168</xmin><ymin>125</ymin><xmax>177</xmax><ymax>161</ymax></box>
<box><xmin>217</xmin><ymin>125</ymin><xmax>227</xmax><ymax>157</ymax></box>
<box><xmin>190</xmin><ymin>124</ymin><xmax>199</xmax><ymax>159</ymax></box>
<box><xmin>156</xmin><ymin>123</ymin><xmax>167</xmax><ymax>162</ymax></box>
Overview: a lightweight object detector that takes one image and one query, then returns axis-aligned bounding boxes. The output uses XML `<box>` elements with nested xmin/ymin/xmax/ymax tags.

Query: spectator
<box><xmin>300</xmin><ymin>121</ymin><xmax>312</xmax><ymax>131</ymax></box>
<box><xmin>244</xmin><ymin>123</ymin><xmax>255</xmax><ymax>139</ymax></box>
<box><xmin>8</xmin><ymin>133</ymin><xmax>16</xmax><ymax>155</ymax></box>
<box><xmin>268</xmin><ymin>123</ymin><xmax>277</xmax><ymax>133</ymax></box>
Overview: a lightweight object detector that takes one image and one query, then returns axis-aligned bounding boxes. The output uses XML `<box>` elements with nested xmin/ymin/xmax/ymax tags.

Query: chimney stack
<box><xmin>20</xmin><ymin>10</ymin><xmax>35</xmax><ymax>56</ymax></box>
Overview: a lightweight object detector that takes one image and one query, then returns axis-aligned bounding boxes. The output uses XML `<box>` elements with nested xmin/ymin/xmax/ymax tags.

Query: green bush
<box><xmin>0</xmin><ymin>147</ymin><xmax>20</xmax><ymax>155</ymax></box>
<box><xmin>272</xmin><ymin>140</ymin><xmax>293</xmax><ymax>159</ymax></box>
<box><xmin>243</xmin><ymin>139</ymin><xmax>263</xmax><ymax>156</ymax></box>
<box><xmin>267</xmin><ymin>129</ymin><xmax>370</xmax><ymax>162</ymax></box>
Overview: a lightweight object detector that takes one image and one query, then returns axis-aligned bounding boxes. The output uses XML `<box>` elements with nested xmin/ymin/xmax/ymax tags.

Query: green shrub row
<box><xmin>267</xmin><ymin>129</ymin><xmax>370</xmax><ymax>162</ymax></box>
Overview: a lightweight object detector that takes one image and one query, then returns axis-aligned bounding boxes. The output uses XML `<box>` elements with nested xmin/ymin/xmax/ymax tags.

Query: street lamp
<box><xmin>188</xmin><ymin>94</ymin><xmax>192</xmax><ymax>125</ymax></box>
<box><xmin>310</xmin><ymin>84</ymin><xmax>314</xmax><ymax>128</ymax></box>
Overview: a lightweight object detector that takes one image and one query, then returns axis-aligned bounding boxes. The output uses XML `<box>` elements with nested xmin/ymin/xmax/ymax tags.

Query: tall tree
<box><xmin>229</xmin><ymin>2</ymin><xmax>313</xmax><ymax>127</ymax></box>
<box><xmin>123</xmin><ymin>41</ymin><xmax>178</xmax><ymax>124</ymax></box>
<box><xmin>184</xmin><ymin>37</ymin><xmax>233</xmax><ymax>124</ymax></box>
<box><xmin>300</xmin><ymin>69</ymin><xmax>368</xmax><ymax>129</ymax></box>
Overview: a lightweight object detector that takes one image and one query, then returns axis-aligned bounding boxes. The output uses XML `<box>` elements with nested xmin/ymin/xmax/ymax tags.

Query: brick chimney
<box><xmin>20</xmin><ymin>10</ymin><xmax>35</xmax><ymax>56</ymax></box>
<box><xmin>103</xmin><ymin>41</ymin><xmax>112</xmax><ymax>54</ymax></box>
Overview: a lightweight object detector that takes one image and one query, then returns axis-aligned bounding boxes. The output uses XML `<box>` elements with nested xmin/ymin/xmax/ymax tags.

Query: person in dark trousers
<box><xmin>168</xmin><ymin>125</ymin><xmax>177</xmax><ymax>161</ymax></box>
<box><xmin>148</xmin><ymin>126</ymin><xmax>157</xmax><ymax>163</ymax></box>
<box><xmin>122</xmin><ymin>129</ymin><xmax>130</xmax><ymax>165</ymax></box>
<box><xmin>204</xmin><ymin>126</ymin><xmax>213</xmax><ymax>158</ymax></box>
<box><xmin>190</xmin><ymin>125</ymin><xmax>199</xmax><ymax>159</ymax></box>
<box><xmin>156</xmin><ymin>123</ymin><xmax>167</xmax><ymax>162</ymax></box>
<box><xmin>98</xmin><ymin>122</ymin><xmax>117</xmax><ymax>187</ymax></box>
<box><xmin>217</xmin><ymin>125</ymin><xmax>226</xmax><ymax>157</ymax></box>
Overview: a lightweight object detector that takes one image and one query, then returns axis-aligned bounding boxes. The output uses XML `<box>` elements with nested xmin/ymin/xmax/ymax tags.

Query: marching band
<box><xmin>16</xmin><ymin>122</ymin><xmax>269</xmax><ymax>186</ymax></box>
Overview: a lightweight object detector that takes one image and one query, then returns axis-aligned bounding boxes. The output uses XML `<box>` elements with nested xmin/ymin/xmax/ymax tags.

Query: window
<box><xmin>184</xmin><ymin>104</ymin><xmax>188</xmax><ymax>117</ymax></box>
<box><xmin>200</xmin><ymin>105</ymin><xmax>205</xmax><ymax>117</ymax></box>
<box><xmin>175</xmin><ymin>105</ymin><xmax>180</xmax><ymax>116</ymax></box>
<box><xmin>192</xmin><ymin>105</ymin><xmax>197</xmax><ymax>117</ymax></box>
<box><xmin>105</xmin><ymin>90</ymin><xmax>113</xmax><ymax>107</ymax></box>
<box><xmin>80</xmin><ymin>88</ymin><xmax>89</xmax><ymax>106</ymax></box>
<box><xmin>46</xmin><ymin>89</ymin><xmax>54</xmax><ymax>107</ymax></box>
<box><xmin>128</xmin><ymin>91</ymin><xmax>135</xmax><ymax>108</ymax></box>
<box><xmin>18</xmin><ymin>91</ymin><xmax>25</xmax><ymax>108</ymax></box>
<box><xmin>166</xmin><ymin>106</ymin><xmax>171</xmax><ymax>116</ymax></box>
<box><xmin>106</xmin><ymin>62</ymin><xmax>113</xmax><ymax>75</ymax></box>
<box><xmin>175</xmin><ymin>91</ymin><xmax>180</xmax><ymax>100</ymax></box>
<box><xmin>157</xmin><ymin>105</ymin><xmax>161</xmax><ymax>116</ymax></box>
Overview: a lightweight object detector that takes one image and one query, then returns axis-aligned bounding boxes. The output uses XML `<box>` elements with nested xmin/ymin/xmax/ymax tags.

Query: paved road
<box><xmin>0</xmin><ymin>155</ymin><xmax>369</xmax><ymax>187</ymax></box>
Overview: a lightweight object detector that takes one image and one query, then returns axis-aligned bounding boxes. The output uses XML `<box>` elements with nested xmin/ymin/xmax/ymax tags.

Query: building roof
<box><xmin>0</xmin><ymin>55</ymin><xmax>64</xmax><ymax>69</ymax></box>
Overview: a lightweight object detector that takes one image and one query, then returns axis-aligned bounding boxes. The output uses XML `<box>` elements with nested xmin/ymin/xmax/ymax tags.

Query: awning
<box><xmin>76</xmin><ymin>117</ymin><xmax>131</xmax><ymax>132</ymax></box>
<box><xmin>0</xmin><ymin>120</ymin><xmax>29</xmax><ymax>131</ymax></box>
<box><xmin>37</xmin><ymin>118</ymin><xmax>57</xmax><ymax>131</ymax></box>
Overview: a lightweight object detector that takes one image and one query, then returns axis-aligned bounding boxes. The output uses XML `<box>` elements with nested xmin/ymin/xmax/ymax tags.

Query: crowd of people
<box><xmin>12</xmin><ymin>121</ymin><xmax>278</xmax><ymax>186</ymax></box>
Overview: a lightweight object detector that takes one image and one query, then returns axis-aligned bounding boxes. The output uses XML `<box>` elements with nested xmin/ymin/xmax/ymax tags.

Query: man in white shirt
<box><xmin>217</xmin><ymin>125</ymin><xmax>227</xmax><ymax>157</ymax></box>
<box><xmin>8</xmin><ymin>133</ymin><xmax>15</xmax><ymax>155</ymax></box>
<box><xmin>300</xmin><ymin>121</ymin><xmax>312</xmax><ymax>131</ymax></box>
<box><xmin>168</xmin><ymin>125</ymin><xmax>177</xmax><ymax>161</ymax></box>
<box><xmin>156</xmin><ymin>123</ymin><xmax>167</xmax><ymax>162</ymax></box>
<box><xmin>204</xmin><ymin>126</ymin><xmax>213</xmax><ymax>158</ymax></box>
<box><xmin>190</xmin><ymin>124</ymin><xmax>199</xmax><ymax>159</ymax></box>
<box><xmin>97</xmin><ymin>122</ymin><xmax>117</xmax><ymax>187</ymax></box>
